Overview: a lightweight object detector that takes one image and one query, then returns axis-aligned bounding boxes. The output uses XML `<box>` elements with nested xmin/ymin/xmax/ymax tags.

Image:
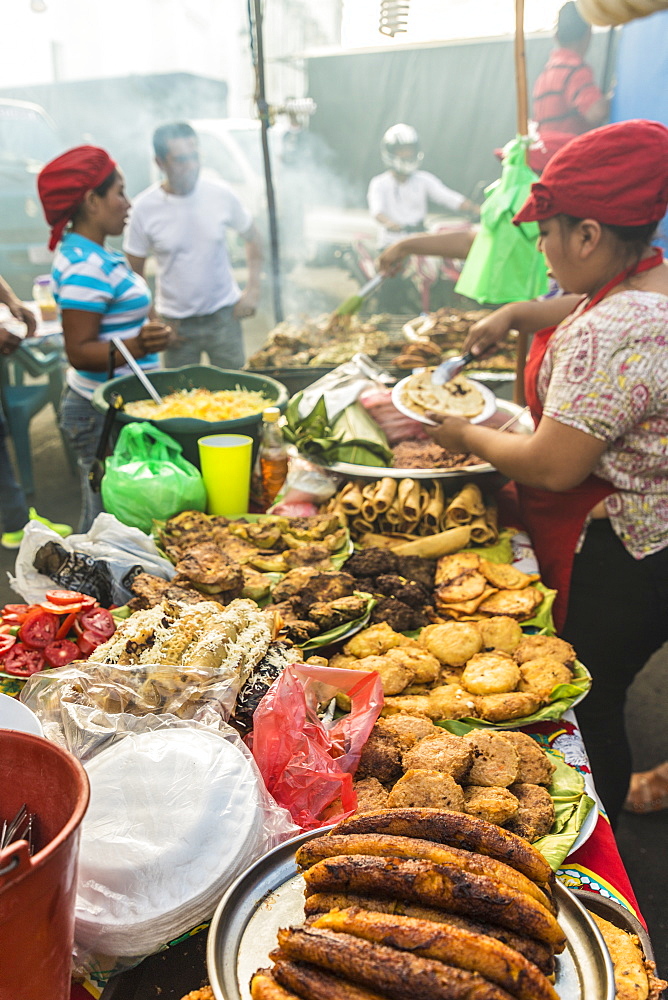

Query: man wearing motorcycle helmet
<box><xmin>368</xmin><ymin>123</ymin><xmax>479</xmax><ymax>249</ymax></box>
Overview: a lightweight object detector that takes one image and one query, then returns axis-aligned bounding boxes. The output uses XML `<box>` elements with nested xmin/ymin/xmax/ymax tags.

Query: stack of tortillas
<box><xmin>577</xmin><ymin>0</ymin><xmax>668</xmax><ymax>25</ymax></box>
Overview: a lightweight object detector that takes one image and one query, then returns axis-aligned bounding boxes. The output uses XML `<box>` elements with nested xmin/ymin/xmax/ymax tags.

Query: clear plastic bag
<box><xmin>297</xmin><ymin>353</ymin><xmax>393</xmax><ymax>423</ymax></box>
<box><xmin>251</xmin><ymin>662</ymin><xmax>384</xmax><ymax>831</ymax></box>
<box><xmin>270</xmin><ymin>450</ymin><xmax>342</xmax><ymax>515</ymax></box>
<box><xmin>9</xmin><ymin>513</ymin><xmax>175</xmax><ymax>606</ymax></box>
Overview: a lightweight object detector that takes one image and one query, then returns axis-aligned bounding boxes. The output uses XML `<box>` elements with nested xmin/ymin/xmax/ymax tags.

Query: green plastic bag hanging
<box><xmin>455</xmin><ymin>136</ymin><xmax>549</xmax><ymax>305</ymax></box>
<box><xmin>101</xmin><ymin>422</ymin><xmax>207</xmax><ymax>534</ymax></box>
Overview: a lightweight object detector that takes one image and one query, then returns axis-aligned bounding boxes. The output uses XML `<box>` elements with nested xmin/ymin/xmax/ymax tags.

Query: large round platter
<box><xmin>326</xmin><ymin>398</ymin><xmax>532</xmax><ymax>480</ymax></box>
<box><xmin>392</xmin><ymin>371</ymin><xmax>498</xmax><ymax>427</ymax></box>
<box><xmin>207</xmin><ymin>828</ymin><xmax>615</xmax><ymax>1000</ymax></box>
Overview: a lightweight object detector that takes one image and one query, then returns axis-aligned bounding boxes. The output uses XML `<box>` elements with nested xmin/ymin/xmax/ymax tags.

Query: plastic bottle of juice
<box><xmin>251</xmin><ymin>407</ymin><xmax>289</xmax><ymax>511</ymax></box>
<box><xmin>32</xmin><ymin>275</ymin><xmax>58</xmax><ymax>322</ymax></box>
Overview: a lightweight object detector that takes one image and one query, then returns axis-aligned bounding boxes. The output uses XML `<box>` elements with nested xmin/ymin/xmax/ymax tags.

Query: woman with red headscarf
<box><xmin>427</xmin><ymin>120</ymin><xmax>668</xmax><ymax>824</ymax></box>
<box><xmin>37</xmin><ymin>146</ymin><xmax>173</xmax><ymax>531</ymax></box>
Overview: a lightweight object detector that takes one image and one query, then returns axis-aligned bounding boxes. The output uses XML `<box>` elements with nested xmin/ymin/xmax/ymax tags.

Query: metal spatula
<box><xmin>431</xmin><ymin>350</ymin><xmax>476</xmax><ymax>385</ymax></box>
<box><xmin>111</xmin><ymin>336</ymin><xmax>162</xmax><ymax>405</ymax></box>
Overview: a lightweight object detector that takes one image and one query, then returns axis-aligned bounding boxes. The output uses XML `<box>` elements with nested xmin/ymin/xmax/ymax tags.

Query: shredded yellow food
<box><xmin>124</xmin><ymin>387</ymin><xmax>270</xmax><ymax>421</ymax></box>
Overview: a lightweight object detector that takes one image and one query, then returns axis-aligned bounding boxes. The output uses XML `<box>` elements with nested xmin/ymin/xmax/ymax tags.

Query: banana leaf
<box><xmin>299</xmin><ymin>593</ymin><xmax>377</xmax><ymax>652</ymax></box>
<box><xmin>331</xmin><ymin>402</ymin><xmax>393</xmax><ymax>466</ymax></box>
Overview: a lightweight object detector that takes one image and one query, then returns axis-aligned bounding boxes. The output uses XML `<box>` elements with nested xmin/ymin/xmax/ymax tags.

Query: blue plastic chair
<box><xmin>0</xmin><ymin>341</ymin><xmax>76</xmax><ymax>495</ymax></box>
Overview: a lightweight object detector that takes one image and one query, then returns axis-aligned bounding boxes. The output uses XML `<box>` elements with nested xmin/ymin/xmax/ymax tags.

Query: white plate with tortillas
<box><xmin>392</xmin><ymin>369</ymin><xmax>497</xmax><ymax>426</ymax></box>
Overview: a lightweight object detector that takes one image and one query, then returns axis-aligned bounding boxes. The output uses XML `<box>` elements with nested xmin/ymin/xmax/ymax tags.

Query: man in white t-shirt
<box><xmin>124</xmin><ymin>122</ymin><xmax>263</xmax><ymax>369</ymax></box>
<box><xmin>367</xmin><ymin>124</ymin><xmax>479</xmax><ymax>250</ymax></box>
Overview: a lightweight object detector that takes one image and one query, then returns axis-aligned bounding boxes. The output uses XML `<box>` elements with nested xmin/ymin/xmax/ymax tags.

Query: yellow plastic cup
<box><xmin>197</xmin><ymin>433</ymin><xmax>253</xmax><ymax>517</ymax></box>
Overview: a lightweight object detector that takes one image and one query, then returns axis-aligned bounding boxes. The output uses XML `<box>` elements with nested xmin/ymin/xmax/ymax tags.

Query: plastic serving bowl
<box><xmin>91</xmin><ymin>365</ymin><xmax>289</xmax><ymax>467</ymax></box>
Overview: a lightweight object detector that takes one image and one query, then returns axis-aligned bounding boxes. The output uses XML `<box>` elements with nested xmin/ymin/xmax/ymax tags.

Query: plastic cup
<box><xmin>198</xmin><ymin>433</ymin><xmax>253</xmax><ymax>517</ymax></box>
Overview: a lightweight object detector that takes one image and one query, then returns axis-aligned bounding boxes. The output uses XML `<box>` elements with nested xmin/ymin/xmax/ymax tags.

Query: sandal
<box><xmin>623</xmin><ymin>762</ymin><xmax>668</xmax><ymax>814</ymax></box>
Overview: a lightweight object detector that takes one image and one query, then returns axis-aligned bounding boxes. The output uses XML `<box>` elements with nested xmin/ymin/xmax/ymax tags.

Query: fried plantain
<box><xmin>302</xmin><ymin>856</ymin><xmax>565</xmax><ymax>949</ymax></box>
<box><xmin>275</xmin><ymin>926</ymin><xmax>515</xmax><ymax>1000</ymax></box>
<box><xmin>251</xmin><ymin>971</ymin><xmax>301</xmax><ymax>1000</ymax></box>
<box><xmin>302</xmin><ymin>894</ymin><xmax>554</xmax><ymax>976</ymax></box>
<box><xmin>331</xmin><ymin>808</ymin><xmax>553</xmax><ymax>883</ymax></box>
<box><xmin>295</xmin><ymin>833</ymin><xmax>555</xmax><ymax>912</ymax></box>
<box><xmin>313</xmin><ymin>908</ymin><xmax>558</xmax><ymax>1000</ymax></box>
<box><xmin>272</xmin><ymin>959</ymin><xmax>388</xmax><ymax>1000</ymax></box>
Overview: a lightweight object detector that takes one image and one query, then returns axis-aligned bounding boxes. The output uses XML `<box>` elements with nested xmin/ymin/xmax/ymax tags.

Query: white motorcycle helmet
<box><xmin>381</xmin><ymin>123</ymin><xmax>424</xmax><ymax>175</ymax></box>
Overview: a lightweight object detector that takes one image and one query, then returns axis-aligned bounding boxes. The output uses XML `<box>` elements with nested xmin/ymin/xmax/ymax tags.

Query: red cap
<box><xmin>513</xmin><ymin>120</ymin><xmax>668</xmax><ymax>227</ymax></box>
<box><xmin>38</xmin><ymin>145</ymin><xmax>117</xmax><ymax>250</ymax></box>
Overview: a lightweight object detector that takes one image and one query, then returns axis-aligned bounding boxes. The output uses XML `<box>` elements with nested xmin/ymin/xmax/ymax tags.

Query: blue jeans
<box><xmin>0</xmin><ymin>410</ymin><xmax>29</xmax><ymax>533</ymax></box>
<box><xmin>59</xmin><ymin>388</ymin><xmax>106</xmax><ymax>533</ymax></box>
<box><xmin>162</xmin><ymin>305</ymin><xmax>245</xmax><ymax>369</ymax></box>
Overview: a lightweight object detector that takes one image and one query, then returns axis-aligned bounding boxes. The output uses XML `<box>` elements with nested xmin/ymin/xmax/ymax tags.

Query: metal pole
<box><xmin>251</xmin><ymin>0</ymin><xmax>284</xmax><ymax>323</ymax></box>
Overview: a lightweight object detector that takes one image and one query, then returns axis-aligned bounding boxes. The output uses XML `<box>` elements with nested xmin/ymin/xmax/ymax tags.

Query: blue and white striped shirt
<box><xmin>52</xmin><ymin>232</ymin><xmax>157</xmax><ymax>399</ymax></box>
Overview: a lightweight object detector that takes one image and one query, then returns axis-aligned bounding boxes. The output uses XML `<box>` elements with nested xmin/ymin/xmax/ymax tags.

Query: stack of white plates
<box><xmin>75</xmin><ymin>727</ymin><xmax>262</xmax><ymax>956</ymax></box>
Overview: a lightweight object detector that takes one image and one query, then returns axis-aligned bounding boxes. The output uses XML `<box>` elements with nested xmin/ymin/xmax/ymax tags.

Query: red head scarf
<box><xmin>37</xmin><ymin>145</ymin><xmax>117</xmax><ymax>250</ymax></box>
<box><xmin>513</xmin><ymin>119</ymin><xmax>668</xmax><ymax>227</ymax></box>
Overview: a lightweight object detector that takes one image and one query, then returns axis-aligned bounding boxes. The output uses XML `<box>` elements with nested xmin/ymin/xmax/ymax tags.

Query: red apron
<box><xmin>516</xmin><ymin>248</ymin><xmax>664</xmax><ymax>632</ymax></box>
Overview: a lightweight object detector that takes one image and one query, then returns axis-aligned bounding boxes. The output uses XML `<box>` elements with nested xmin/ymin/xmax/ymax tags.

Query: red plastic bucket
<box><xmin>0</xmin><ymin>731</ymin><xmax>90</xmax><ymax>1000</ymax></box>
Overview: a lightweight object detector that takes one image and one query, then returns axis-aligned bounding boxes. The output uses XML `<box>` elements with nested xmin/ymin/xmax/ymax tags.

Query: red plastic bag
<box><xmin>250</xmin><ymin>663</ymin><xmax>384</xmax><ymax>831</ymax></box>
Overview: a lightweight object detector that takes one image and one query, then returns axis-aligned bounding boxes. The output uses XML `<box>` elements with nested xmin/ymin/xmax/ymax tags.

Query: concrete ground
<box><xmin>1</xmin><ymin>263</ymin><xmax>666</xmax><ymax>990</ymax></box>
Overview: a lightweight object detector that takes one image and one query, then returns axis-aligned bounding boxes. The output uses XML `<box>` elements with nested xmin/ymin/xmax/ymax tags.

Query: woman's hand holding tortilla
<box><xmin>425</xmin><ymin>412</ymin><xmax>469</xmax><ymax>451</ymax></box>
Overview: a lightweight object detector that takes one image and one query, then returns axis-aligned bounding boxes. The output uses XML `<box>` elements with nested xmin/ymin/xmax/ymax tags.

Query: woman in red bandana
<box><xmin>37</xmin><ymin>146</ymin><xmax>173</xmax><ymax>531</ymax></box>
<box><xmin>427</xmin><ymin>120</ymin><xmax>668</xmax><ymax>824</ymax></box>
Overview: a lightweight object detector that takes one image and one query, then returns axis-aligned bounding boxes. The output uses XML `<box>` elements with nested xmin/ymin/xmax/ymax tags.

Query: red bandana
<box><xmin>38</xmin><ymin>145</ymin><xmax>117</xmax><ymax>250</ymax></box>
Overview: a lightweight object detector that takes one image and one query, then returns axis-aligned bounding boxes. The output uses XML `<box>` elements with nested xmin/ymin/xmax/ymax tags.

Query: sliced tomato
<box><xmin>2</xmin><ymin>605</ymin><xmax>40</xmax><ymax>626</ymax></box>
<box><xmin>79</xmin><ymin>594</ymin><xmax>99</xmax><ymax>610</ymax></box>
<box><xmin>77</xmin><ymin>607</ymin><xmax>116</xmax><ymax>641</ymax></box>
<box><xmin>43</xmin><ymin>639</ymin><xmax>80</xmax><ymax>669</ymax></box>
<box><xmin>3</xmin><ymin>643</ymin><xmax>45</xmax><ymax>676</ymax></box>
<box><xmin>40</xmin><ymin>600</ymin><xmax>84</xmax><ymax>614</ymax></box>
<box><xmin>18</xmin><ymin>610</ymin><xmax>59</xmax><ymax>649</ymax></box>
<box><xmin>77</xmin><ymin>631</ymin><xmax>102</xmax><ymax>657</ymax></box>
<box><xmin>45</xmin><ymin>589</ymin><xmax>88</xmax><ymax>605</ymax></box>
<box><xmin>55</xmin><ymin>611</ymin><xmax>79</xmax><ymax>641</ymax></box>
<box><xmin>0</xmin><ymin>634</ymin><xmax>17</xmax><ymax>656</ymax></box>
<box><xmin>2</xmin><ymin>604</ymin><xmax>31</xmax><ymax>616</ymax></box>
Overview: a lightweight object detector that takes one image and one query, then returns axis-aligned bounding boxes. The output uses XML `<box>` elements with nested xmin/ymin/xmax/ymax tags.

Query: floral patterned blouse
<box><xmin>538</xmin><ymin>289</ymin><xmax>668</xmax><ymax>559</ymax></box>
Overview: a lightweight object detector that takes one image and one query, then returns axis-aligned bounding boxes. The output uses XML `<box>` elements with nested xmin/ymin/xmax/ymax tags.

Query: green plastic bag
<box><xmin>101</xmin><ymin>422</ymin><xmax>206</xmax><ymax>533</ymax></box>
<box><xmin>455</xmin><ymin>136</ymin><xmax>549</xmax><ymax>304</ymax></box>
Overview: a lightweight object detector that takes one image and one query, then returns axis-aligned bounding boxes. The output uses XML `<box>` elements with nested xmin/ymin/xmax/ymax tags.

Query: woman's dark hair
<box><xmin>559</xmin><ymin>214</ymin><xmax>659</xmax><ymax>269</ymax></box>
<box><xmin>71</xmin><ymin>167</ymin><xmax>120</xmax><ymax>224</ymax></box>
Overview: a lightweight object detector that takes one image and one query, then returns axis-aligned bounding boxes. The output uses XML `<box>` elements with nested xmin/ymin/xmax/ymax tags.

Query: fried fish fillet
<box><xmin>296</xmin><ymin>833</ymin><xmax>555</xmax><ymax>912</ymax></box>
<box><xmin>302</xmin><ymin>894</ymin><xmax>554</xmax><ymax>975</ymax></box>
<box><xmin>332</xmin><ymin>808</ymin><xmax>553</xmax><ymax>883</ymax></box>
<box><xmin>313</xmin><ymin>908</ymin><xmax>558</xmax><ymax>1000</ymax></box>
<box><xmin>275</xmin><ymin>926</ymin><xmax>515</xmax><ymax>1000</ymax></box>
<box><xmin>272</xmin><ymin>959</ymin><xmax>388</xmax><ymax>1000</ymax></box>
<box><xmin>251</xmin><ymin>971</ymin><xmax>300</xmax><ymax>1000</ymax></box>
<box><xmin>302</xmin><ymin>857</ymin><xmax>565</xmax><ymax>949</ymax></box>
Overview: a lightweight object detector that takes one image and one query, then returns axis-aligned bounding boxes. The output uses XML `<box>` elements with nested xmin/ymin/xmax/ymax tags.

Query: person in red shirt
<box><xmin>530</xmin><ymin>2</ymin><xmax>608</xmax><ymax>171</ymax></box>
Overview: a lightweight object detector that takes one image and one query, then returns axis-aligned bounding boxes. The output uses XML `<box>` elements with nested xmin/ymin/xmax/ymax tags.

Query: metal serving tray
<box><xmin>207</xmin><ymin>828</ymin><xmax>615</xmax><ymax>1000</ymax></box>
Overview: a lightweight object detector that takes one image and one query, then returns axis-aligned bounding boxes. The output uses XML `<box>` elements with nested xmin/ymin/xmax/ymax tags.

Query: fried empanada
<box><xmin>418</xmin><ymin>621</ymin><xmax>483</xmax><ymax>666</ymax></box>
<box><xmin>461</xmin><ymin>651</ymin><xmax>521</xmax><ymax>695</ymax></box>
<box><xmin>478</xmin><ymin>588</ymin><xmax>543</xmax><ymax>621</ymax></box>
<box><xmin>435</xmin><ymin>586</ymin><xmax>498</xmax><ymax>616</ymax></box>
<box><xmin>434</xmin><ymin>551</ymin><xmax>481</xmax><ymax>586</ymax></box>
<box><xmin>477</xmin><ymin>615</ymin><xmax>523</xmax><ymax>654</ymax></box>
<box><xmin>479</xmin><ymin>560</ymin><xmax>540</xmax><ymax>590</ymax></box>
<box><xmin>435</xmin><ymin>570</ymin><xmax>488</xmax><ymax>604</ymax></box>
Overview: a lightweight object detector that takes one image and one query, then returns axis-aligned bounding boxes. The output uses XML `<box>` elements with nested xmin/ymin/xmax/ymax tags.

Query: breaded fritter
<box><xmin>357</xmin><ymin>723</ymin><xmax>407</xmax><ymax>784</ymax></box>
<box><xmin>385</xmin><ymin>645</ymin><xmax>440</xmax><ymax>684</ymax></box>
<box><xmin>474</xmin><ymin>691</ymin><xmax>542</xmax><ymax>722</ymax></box>
<box><xmin>418</xmin><ymin>622</ymin><xmax>483</xmax><ymax>666</ymax></box>
<box><xmin>387</xmin><ymin>768</ymin><xmax>465</xmax><ymax>811</ymax></box>
<box><xmin>382</xmin><ymin>695</ymin><xmax>438</xmax><ymax>719</ymax></box>
<box><xmin>461</xmin><ymin>652</ymin><xmax>521</xmax><ymax>695</ymax></box>
<box><xmin>380</xmin><ymin>712</ymin><xmax>438</xmax><ymax>742</ymax></box>
<box><xmin>402</xmin><ymin>732</ymin><xmax>472</xmax><ymax>780</ymax></box>
<box><xmin>350</xmin><ymin>654</ymin><xmax>415</xmax><ymax>695</ymax></box>
<box><xmin>498</xmin><ymin>731</ymin><xmax>557</xmax><ymax>786</ymax></box>
<box><xmin>505</xmin><ymin>784</ymin><xmax>555</xmax><ymax>842</ymax></box>
<box><xmin>463</xmin><ymin>732</ymin><xmax>519</xmax><ymax>787</ymax></box>
<box><xmin>518</xmin><ymin>657</ymin><xmax>574</xmax><ymax>701</ymax></box>
<box><xmin>513</xmin><ymin>634</ymin><xmax>576</xmax><ymax>668</ymax></box>
<box><xmin>427</xmin><ymin>685</ymin><xmax>479</xmax><ymax>720</ymax></box>
<box><xmin>344</xmin><ymin>622</ymin><xmax>414</xmax><ymax>658</ymax></box>
<box><xmin>354</xmin><ymin>777</ymin><xmax>391</xmax><ymax>813</ymax></box>
<box><xmin>464</xmin><ymin>786</ymin><xmax>520</xmax><ymax>825</ymax></box>
<box><xmin>477</xmin><ymin>616</ymin><xmax>523</xmax><ymax>655</ymax></box>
